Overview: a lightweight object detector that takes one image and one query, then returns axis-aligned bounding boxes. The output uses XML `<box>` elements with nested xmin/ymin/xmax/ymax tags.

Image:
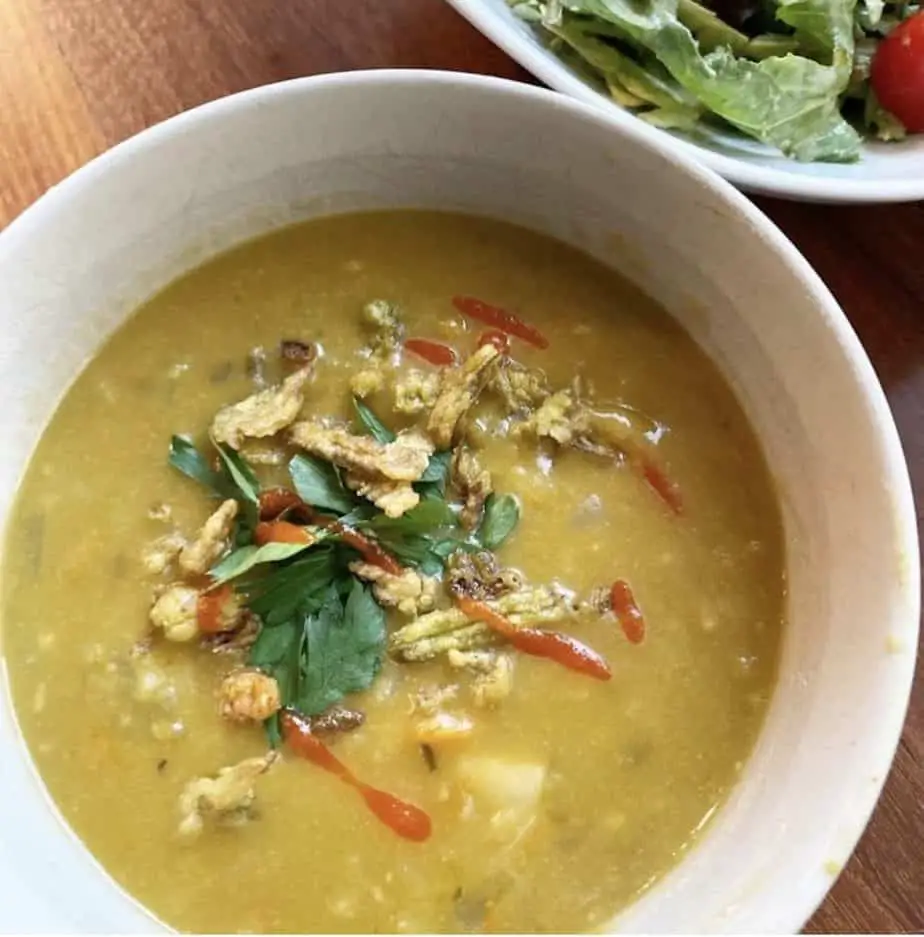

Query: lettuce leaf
<box><xmin>550</xmin><ymin>15</ymin><xmax>701</xmax><ymax>113</ymax></box>
<box><xmin>775</xmin><ymin>0</ymin><xmax>856</xmax><ymax>77</ymax></box>
<box><xmin>562</xmin><ymin>0</ymin><xmax>862</xmax><ymax>161</ymax></box>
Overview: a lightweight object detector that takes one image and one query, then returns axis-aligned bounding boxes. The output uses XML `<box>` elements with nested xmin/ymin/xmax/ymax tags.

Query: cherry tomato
<box><xmin>870</xmin><ymin>11</ymin><xmax>924</xmax><ymax>133</ymax></box>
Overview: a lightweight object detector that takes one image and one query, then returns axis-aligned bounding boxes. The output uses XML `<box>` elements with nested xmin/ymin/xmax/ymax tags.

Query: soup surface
<box><xmin>1</xmin><ymin>211</ymin><xmax>784</xmax><ymax>934</ymax></box>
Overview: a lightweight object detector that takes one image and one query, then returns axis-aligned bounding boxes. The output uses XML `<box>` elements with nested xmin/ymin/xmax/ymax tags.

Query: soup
<box><xmin>0</xmin><ymin>211</ymin><xmax>784</xmax><ymax>933</ymax></box>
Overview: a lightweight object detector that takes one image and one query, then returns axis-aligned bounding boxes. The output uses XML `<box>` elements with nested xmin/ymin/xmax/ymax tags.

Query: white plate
<box><xmin>0</xmin><ymin>71</ymin><xmax>918</xmax><ymax>932</ymax></box>
<box><xmin>446</xmin><ymin>0</ymin><xmax>924</xmax><ymax>203</ymax></box>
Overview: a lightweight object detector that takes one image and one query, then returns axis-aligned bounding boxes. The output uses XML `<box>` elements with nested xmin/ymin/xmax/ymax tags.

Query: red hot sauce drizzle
<box><xmin>256</xmin><ymin>490</ymin><xmax>402</xmax><ymax>575</ymax></box>
<box><xmin>258</xmin><ymin>487</ymin><xmax>305</xmax><ymax>521</ymax></box>
<box><xmin>281</xmin><ymin>709</ymin><xmax>432</xmax><ymax>842</ymax></box>
<box><xmin>637</xmin><ymin>456</ymin><xmax>684</xmax><ymax>516</ymax></box>
<box><xmin>610</xmin><ymin>579</ymin><xmax>646</xmax><ymax>644</ymax></box>
<box><xmin>456</xmin><ymin>597</ymin><xmax>611</xmax><ymax>682</ymax></box>
<box><xmin>253</xmin><ymin>520</ymin><xmax>314</xmax><ymax>546</ymax></box>
<box><xmin>404</xmin><ymin>338</ymin><xmax>459</xmax><ymax>367</ymax></box>
<box><xmin>452</xmin><ymin>296</ymin><xmax>549</xmax><ymax>350</ymax></box>
<box><xmin>196</xmin><ymin>584</ymin><xmax>236</xmax><ymax>634</ymax></box>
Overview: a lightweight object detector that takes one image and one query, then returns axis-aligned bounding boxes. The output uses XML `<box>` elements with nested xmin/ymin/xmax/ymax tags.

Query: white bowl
<box><xmin>446</xmin><ymin>0</ymin><xmax>924</xmax><ymax>203</ymax></box>
<box><xmin>0</xmin><ymin>71</ymin><xmax>918</xmax><ymax>933</ymax></box>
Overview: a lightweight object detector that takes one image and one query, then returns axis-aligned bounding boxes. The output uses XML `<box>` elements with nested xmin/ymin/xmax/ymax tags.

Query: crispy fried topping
<box><xmin>212</xmin><ymin>364</ymin><xmax>312</xmax><ymax>449</ymax></box>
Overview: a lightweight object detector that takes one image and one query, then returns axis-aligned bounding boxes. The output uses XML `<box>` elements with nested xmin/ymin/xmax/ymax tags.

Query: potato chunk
<box><xmin>455</xmin><ymin>756</ymin><xmax>546</xmax><ymax>841</ymax></box>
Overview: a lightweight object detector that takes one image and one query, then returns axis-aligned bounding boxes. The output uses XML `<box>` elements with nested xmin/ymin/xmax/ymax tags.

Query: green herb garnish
<box><xmin>215</xmin><ymin>444</ymin><xmax>260</xmax><ymax>505</ymax></box>
<box><xmin>360</xmin><ymin>497</ymin><xmax>469</xmax><ymax>576</ymax></box>
<box><xmin>168</xmin><ymin>435</ymin><xmax>260</xmax><ymax>543</ymax></box>
<box><xmin>168</xmin><ymin>435</ymin><xmax>227</xmax><ymax>494</ymax></box>
<box><xmin>289</xmin><ymin>454</ymin><xmax>358</xmax><ymax>514</ymax></box>
<box><xmin>298</xmin><ymin>581</ymin><xmax>386</xmax><ymax>715</ymax></box>
<box><xmin>416</xmin><ymin>449</ymin><xmax>453</xmax><ymax>500</ymax></box>
<box><xmin>243</xmin><ymin>546</ymin><xmax>342</xmax><ymax>625</ymax></box>
<box><xmin>210</xmin><ymin>541</ymin><xmax>320</xmax><ymax>585</ymax></box>
<box><xmin>249</xmin><ymin>571</ymin><xmax>386</xmax><ymax>745</ymax></box>
<box><xmin>477</xmin><ymin>493</ymin><xmax>521</xmax><ymax>550</ymax></box>
<box><xmin>368</xmin><ymin>500</ymin><xmax>458</xmax><ymax>535</ymax></box>
<box><xmin>352</xmin><ymin>396</ymin><xmax>397</xmax><ymax>443</ymax></box>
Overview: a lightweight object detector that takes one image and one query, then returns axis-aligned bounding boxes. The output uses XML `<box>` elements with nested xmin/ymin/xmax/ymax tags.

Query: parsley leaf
<box><xmin>362</xmin><ymin>499</ymin><xmax>465</xmax><ymax>574</ymax></box>
<box><xmin>289</xmin><ymin>454</ymin><xmax>357</xmax><ymax>514</ymax></box>
<box><xmin>419</xmin><ymin>449</ymin><xmax>452</xmax><ymax>485</ymax></box>
<box><xmin>169</xmin><ymin>435</ymin><xmax>262</xmax><ymax>505</ymax></box>
<box><xmin>374</xmin><ymin>530</ymin><xmax>473</xmax><ymax>576</ymax></box>
<box><xmin>416</xmin><ymin>449</ymin><xmax>452</xmax><ymax>500</ymax></box>
<box><xmin>418</xmin><ymin>550</ymin><xmax>448</xmax><ymax>578</ymax></box>
<box><xmin>296</xmin><ymin>581</ymin><xmax>386</xmax><ymax>716</ymax></box>
<box><xmin>264</xmin><ymin>717</ymin><xmax>283</xmax><ymax>748</ymax></box>
<box><xmin>250</xmin><ymin>616</ymin><xmax>300</xmax><ymax>670</ymax></box>
<box><xmin>477</xmin><ymin>493</ymin><xmax>520</xmax><ymax>550</ymax></box>
<box><xmin>168</xmin><ymin>435</ymin><xmax>260</xmax><ymax>543</ymax></box>
<box><xmin>250</xmin><ymin>576</ymin><xmax>387</xmax><ymax>738</ymax></box>
<box><xmin>215</xmin><ymin>444</ymin><xmax>260</xmax><ymax>542</ymax></box>
<box><xmin>368</xmin><ymin>499</ymin><xmax>458</xmax><ymax>535</ymax></box>
<box><xmin>244</xmin><ymin>545</ymin><xmax>341</xmax><ymax>625</ymax></box>
<box><xmin>352</xmin><ymin>397</ymin><xmax>397</xmax><ymax>444</ymax></box>
<box><xmin>168</xmin><ymin>436</ymin><xmax>226</xmax><ymax>494</ymax></box>
<box><xmin>210</xmin><ymin>541</ymin><xmax>319</xmax><ymax>584</ymax></box>
<box><xmin>215</xmin><ymin>444</ymin><xmax>260</xmax><ymax>504</ymax></box>
<box><xmin>249</xmin><ymin>617</ymin><xmax>303</xmax><ymax>747</ymax></box>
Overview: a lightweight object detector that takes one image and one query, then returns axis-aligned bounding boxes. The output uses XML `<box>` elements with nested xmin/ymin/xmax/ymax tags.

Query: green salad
<box><xmin>509</xmin><ymin>0</ymin><xmax>922</xmax><ymax>162</ymax></box>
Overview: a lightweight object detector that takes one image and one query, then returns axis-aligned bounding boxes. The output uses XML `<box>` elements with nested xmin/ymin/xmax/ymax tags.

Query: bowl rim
<box><xmin>0</xmin><ymin>67</ymin><xmax>919</xmax><ymax>933</ymax></box>
<box><xmin>445</xmin><ymin>0</ymin><xmax>924</xmax><ymax>204</ymax></box>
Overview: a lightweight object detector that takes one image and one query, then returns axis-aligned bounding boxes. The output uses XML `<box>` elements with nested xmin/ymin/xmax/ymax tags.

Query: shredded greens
<box><xmin>510</xmin><ymin>0</ymin><xmax>918</xmax><ymax>160</ymax></box>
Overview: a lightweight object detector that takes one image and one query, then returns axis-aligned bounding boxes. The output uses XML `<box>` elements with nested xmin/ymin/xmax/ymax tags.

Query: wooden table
<box><xmin>1</xmin><ymin>0</ymin><xmax>921</xmax><ymax>930</ymax></box>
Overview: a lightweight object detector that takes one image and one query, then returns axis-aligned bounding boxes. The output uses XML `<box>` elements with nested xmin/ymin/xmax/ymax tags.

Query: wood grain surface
<box><xmin>0</xmin><ymin>0</ymin><xmax>921</xmax><ymax>931</ymax></box>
